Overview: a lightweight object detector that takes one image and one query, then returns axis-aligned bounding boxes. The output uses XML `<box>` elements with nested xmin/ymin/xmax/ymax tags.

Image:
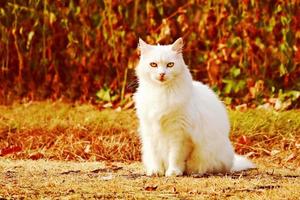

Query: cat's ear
<box><xmin>171</xmin><ymin>38</ymin><xmax>184</xmax><ymax>53</ymax></box>
<box><xmin>138</xmin><ymin>38</ymin><xmax>150</xmax><ymax>55</ymax></box>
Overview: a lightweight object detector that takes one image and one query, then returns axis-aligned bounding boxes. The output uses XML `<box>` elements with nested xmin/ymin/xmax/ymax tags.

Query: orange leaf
<box><xmin>236</xmin><ymin>135</ymin><xmax>252</xmax><ymax>154</ymax></box>
<box><xmin>144</xmin><ymin>185</ymin><xmax>158</xmax><ymax>191</ymax></box>
<box><xmin>0</xmin><ymin>146</ymin><xmax>22</xmax><ymax>156</ymax></box>
<box><xmin>29</xmin><ymin>152</ymin><xmax>44</xmax><ymax>160</ymax></box>
<box><xmin>237</xmin><ymin>135</ymin><xmax>249</xmax><ymax>145</ymax></box>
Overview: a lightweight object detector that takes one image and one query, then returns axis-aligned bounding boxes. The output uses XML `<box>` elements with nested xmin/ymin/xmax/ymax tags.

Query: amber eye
<box><xmin>150</xmin><ymin>62</ymin><xmax>158</xmax><ymax>68</ymax></box>
<box><xmin>166</xmin><ymin>62</ymin><xmax>174</xmax><ymax>68</ymax></box>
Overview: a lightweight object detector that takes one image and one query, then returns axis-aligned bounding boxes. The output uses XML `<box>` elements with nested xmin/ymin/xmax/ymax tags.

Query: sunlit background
<box><xmin>0</xmin><ymin>0</ymin><xmax>299</xmax><ymax>108</ymax></box>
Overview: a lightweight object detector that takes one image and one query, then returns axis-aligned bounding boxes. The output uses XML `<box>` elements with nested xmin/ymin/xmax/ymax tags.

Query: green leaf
<box><xmin>49</xmin><ymin>12</ymin><xmax>56</xmax><ymax>25</ymax></box>
<box><xmin>231</xmin><ymin>67</ymin><xmax>241</xmax><ymax>78</ymax></box>
<box><xmin>255</xmin><ymin>37</ymin><xmax>264</xmax><ymax>49</ymax></box>
<box><xmin>280</xmin><ymin>16</ymin><xmax>290</xmax><ymax>26</ymax></box>
<box><xmin>267</xmin><ymin>17</ymin><xmax>276</xmax><ymax>32</ymax></box>
<box><xmin>0</xmin><ymin>8</ymin><xmax>5</xmax><ymax>17</ymax></box>
<box><xmin>235</xmin><ymin>80</ymin><xmax>246</xmax><ymax>92</ymax></box>
<box><xmin>285</xmin><ymin>30</ymin><xmax>293</xmax><ymax>46</ymax></box>
<box><xmin>158</xmin><ymin>6</ymin><xmax>164</xmax><ymax>16</ymax></box>
<box><xmin>275</xmin><ymin>5</ymin><xmax>282</xmax><ymax>13</ymax></box>
<box><xmin>96</xmin><ymin>88</ymin><xmax>111</xmax><ymax>102</ymax></box>
<box><xmin>271</xmin><ymin>86</ymin><xmax>275</xmax><ymax>93</ymax></box>
<box><xmin>279</xmin><ymin>64</ymin><xmax>288</xmax><ymax>76</ymax></box>
<box><xmin>26</xmin><ymin>31</ymin><xmax>35</xmax><ymax>50</ymax></box>
<box><xmin>223</xmin><ymin>79</ymin><xmax>233</xmax><ymax>94</ymax></box>
<box><xmin>223</xmin><ymin>97</ymin><xmax>232</xmax><ymax>105</ymax></box>
<box><xmin>230</xmin><ymin>36</ymin><xmax>241</xmax><ymax>47</ymax></box>
<box><xmin>279</xmin><ymin>43</ymin><xmax>287</xmax><ymax>52</ymax></box>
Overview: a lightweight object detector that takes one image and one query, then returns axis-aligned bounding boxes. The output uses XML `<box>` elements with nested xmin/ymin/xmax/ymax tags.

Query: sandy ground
<box><xmin>0</xmin><ymin>159</ymin><xmax>299</xmax><ymax>199</ymax></box>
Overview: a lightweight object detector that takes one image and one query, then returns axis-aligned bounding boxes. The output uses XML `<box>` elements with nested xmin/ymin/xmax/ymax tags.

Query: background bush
<box><xmin>0</xmin><ymin>0</ymin><xmax>299</xmax><ymax>108</ymax></box>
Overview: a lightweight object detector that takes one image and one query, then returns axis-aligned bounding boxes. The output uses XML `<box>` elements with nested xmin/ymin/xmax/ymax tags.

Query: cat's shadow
<box><xmin>121</xmin><ymin>168</ymin><xmax>259</xmax><ymax>179</ymax></box>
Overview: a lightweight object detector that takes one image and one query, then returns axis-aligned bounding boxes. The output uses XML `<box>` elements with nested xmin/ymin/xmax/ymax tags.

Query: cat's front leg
<box><xmin>165</xmin><ymin>136</ymin><xmax>191</xmax><ymax>177</ymax></box>
<box><xmin>141</xmin><ymin>135</ymin><xmax>164</xmax><ymax>176</ymax></box>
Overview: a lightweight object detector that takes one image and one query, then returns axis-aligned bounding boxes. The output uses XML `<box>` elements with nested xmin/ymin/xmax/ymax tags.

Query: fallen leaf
<box><xmin>121</xmin><ymin>173</ymin><xmax>143</xmax><ymax>179</ymax></box>
<box><xmin>91</xmin><ymin>165</ymin><xmax>123</xmax><ymax>173</ymax></box>
<box><xmin>61</xmin><ymin>170</ymin><xmax>81</xmax><ymax>175</ymax></box>
<box><xmin>235</xmin><ymin>135</ymin><xmax>252</xmax><ymax>154</ymax></box>
<box><xmin>68</xmin><ymin>189</ymin><xmax>75</xmax><ymax>193</ymax></box>
<box><xmin>188</xmin><ymin>189</ymin><xmax>198</xmax><ymax>194</ymax></box>
<box><xmin>29</xmin><ymin>152</ymin><xmax>44</xmax><ymax>160</ymax></box>
<box><xmin>171</xmin><ymin>187</ymin><xmax>178</xmax><ymax>194</ymax></box>
<box><xmin>253</xmin><ymin>185</ymin><xmax>281</xmax><ymax>190</ymax></box>
<box><xmin>105</xmin><ymin>163</ymin><xmax>123</xmax><ymax>171</ymax></box>
<box><xmin>144</xmin><ymin>185</ymin><xmax>158</xmax><ymax>191</ymax></box>
<box><xmin>110</xmin><ymin>166</ymin><xmax>123</xmax><ymax>171</ymax></box>
<box><xmin>91</xmin><ymin>168</ymin><xmax>109</xmax><ymax>173</ymax></box>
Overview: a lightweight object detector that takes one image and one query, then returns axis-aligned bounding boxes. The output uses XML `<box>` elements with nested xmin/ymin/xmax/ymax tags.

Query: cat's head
<box><xmin>136</xmin><ymin>38</ymin><xmax>186</xmax><ymax>85</ymax></box>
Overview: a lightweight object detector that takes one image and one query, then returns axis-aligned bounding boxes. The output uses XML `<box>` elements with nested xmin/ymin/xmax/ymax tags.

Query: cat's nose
<box><xmin>159</xmin><ymin>73</ymin><xmax>165</xmax><ymax>77</ymax></box>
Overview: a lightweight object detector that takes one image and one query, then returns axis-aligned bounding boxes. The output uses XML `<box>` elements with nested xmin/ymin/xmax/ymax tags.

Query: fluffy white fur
<box><xmin>134</xmin><ymin>38</ymin><xmax>255</xmax><ymax>176</ymax></box>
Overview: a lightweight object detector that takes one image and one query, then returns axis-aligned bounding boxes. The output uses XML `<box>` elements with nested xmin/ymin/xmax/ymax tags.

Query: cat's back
<box><xmin>192</xmin><ymin>81</ymin><xmax>218</xmax><ymax>101</ymax></box>
<box><xmin>191</xmin><ymin>80</ymin><xmax>230</xmax><ymax>133</ymax></box>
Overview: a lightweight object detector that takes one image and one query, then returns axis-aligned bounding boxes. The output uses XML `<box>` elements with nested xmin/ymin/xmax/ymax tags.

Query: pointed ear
<box><xmin>171</xmin><ymin>38</ymin><xmax>184</xmax><ymax>53</ymax></box>
<box><xmin>138</xmin><ymin>38</ymin><xmax>150</xmax><ymax>54</ymax></box>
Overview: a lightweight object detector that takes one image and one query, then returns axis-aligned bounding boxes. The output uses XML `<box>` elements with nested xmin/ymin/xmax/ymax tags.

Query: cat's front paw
<box><xmin>146</xmin><ymin>168</ymin><xmax>164</xmax><ymax>177</ymax></box>
<box><xmin>165</xmin><ymin>167</ymin><xmax>183</xmax><ymax>177</ymax></box>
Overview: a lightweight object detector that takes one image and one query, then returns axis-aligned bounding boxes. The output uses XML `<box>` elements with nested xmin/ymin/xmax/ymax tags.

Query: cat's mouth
<box><xmin>156</xmin><ymin>76</ymin><xmax>168</xmax><ymax>83</ymax></box>
<box><xmin>151</xmin><ymin>74</ymin><xmax>169</xmax><ymax>84</ymax></box>
<box><xmin>156</xmin><ymin>73</ymin><xmax>167</xmax><ymax>83</ymax></box>
<box><xmin>159</xmin><ymin>76</ymin><xmax>165</xmax><ymax>82</ymax></box>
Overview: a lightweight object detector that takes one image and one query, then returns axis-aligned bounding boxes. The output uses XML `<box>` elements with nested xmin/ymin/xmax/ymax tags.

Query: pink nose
<box><xmin>159</xmin><ymin>73</ymin><xmax>165</xmax><ymax>77</ymax></box>
<box><xmin>158</xmin><ymin>73</ymin><xmax>166</xmax><ymax>81</ymax></box>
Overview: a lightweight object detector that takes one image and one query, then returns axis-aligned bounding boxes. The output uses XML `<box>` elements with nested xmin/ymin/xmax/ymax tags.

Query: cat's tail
<box><xmin>231</xmin><ymin>154</ymin><xmax>256</xmax><ymax>172</ymax></box>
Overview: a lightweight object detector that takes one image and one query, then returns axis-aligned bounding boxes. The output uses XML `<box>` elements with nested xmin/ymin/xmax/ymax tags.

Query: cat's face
<box><xmin>136</xmin><ymin>38</ymin><xmax>186</xmax><ymax>85</ymax></box>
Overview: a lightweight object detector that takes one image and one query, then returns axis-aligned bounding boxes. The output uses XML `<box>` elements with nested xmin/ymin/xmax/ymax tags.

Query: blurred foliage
<box><xmin>0</xmin><ymin>0</ymin><xmax>299</xmax><ymax>108</ymax></box>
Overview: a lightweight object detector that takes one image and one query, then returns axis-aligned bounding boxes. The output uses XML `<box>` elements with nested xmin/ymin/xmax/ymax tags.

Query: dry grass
<box><xmin>0</xmin><ymin>101</ymin><xmax>140</xmax><ymax>161</ymax></box>
<box><xmin>0</xmin><ymin>102</ymin><xmax>299</xmax><ymax>166</ymax></box>
<box><xmin>0</xmin><ymin>159</ymin><xmax>299</xmax><ymax>199</ymax></box>
<box><xmin>0</xmin><ymin>102</ymin><xmax>299</xmax><ymax>199</ymax></box>
<box><xmin>229</xmin><ymin>109</ymin><xmax>300</xmax><ymax>169</ymax></box>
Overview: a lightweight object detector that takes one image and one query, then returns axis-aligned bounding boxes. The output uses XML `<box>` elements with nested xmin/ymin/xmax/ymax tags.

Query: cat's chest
<box><xmin>141</xmin><ymin>98</ymin><xmax>184</xmax><ymax>123</ymax></box>
<box><xmin>145</xmin><ymin>105</ymin><xmax>190</xmax><ymax>133</ymax></box>
<box><xmin>138</xmin><ymin>91</ymin><xmax>185</xmax><ymax>116</ymax></box>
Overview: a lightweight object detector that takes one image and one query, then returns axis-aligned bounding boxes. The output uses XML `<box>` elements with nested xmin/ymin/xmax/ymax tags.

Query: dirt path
<box><xmin>0</xmin><ymin>159</ymin><xmax>299</xmax><ymax>199</ymax></box>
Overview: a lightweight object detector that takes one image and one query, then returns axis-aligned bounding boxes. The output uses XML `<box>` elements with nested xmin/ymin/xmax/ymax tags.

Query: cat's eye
<box><xmin>150</xmin><ymin>62</ymin><xmax>158</xmax><ymax>68</ymax></box>
<box><xmin>166</xmin><ymin>62</ymin><xmax>174</xmax><ymax>68</ymax></box>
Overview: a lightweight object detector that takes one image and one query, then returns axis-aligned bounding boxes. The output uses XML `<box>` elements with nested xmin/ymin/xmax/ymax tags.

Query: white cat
<box><xmin>134</xmin><ymin>38</ymin><xmax>255</xmax><ymax>176</ymax></box>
